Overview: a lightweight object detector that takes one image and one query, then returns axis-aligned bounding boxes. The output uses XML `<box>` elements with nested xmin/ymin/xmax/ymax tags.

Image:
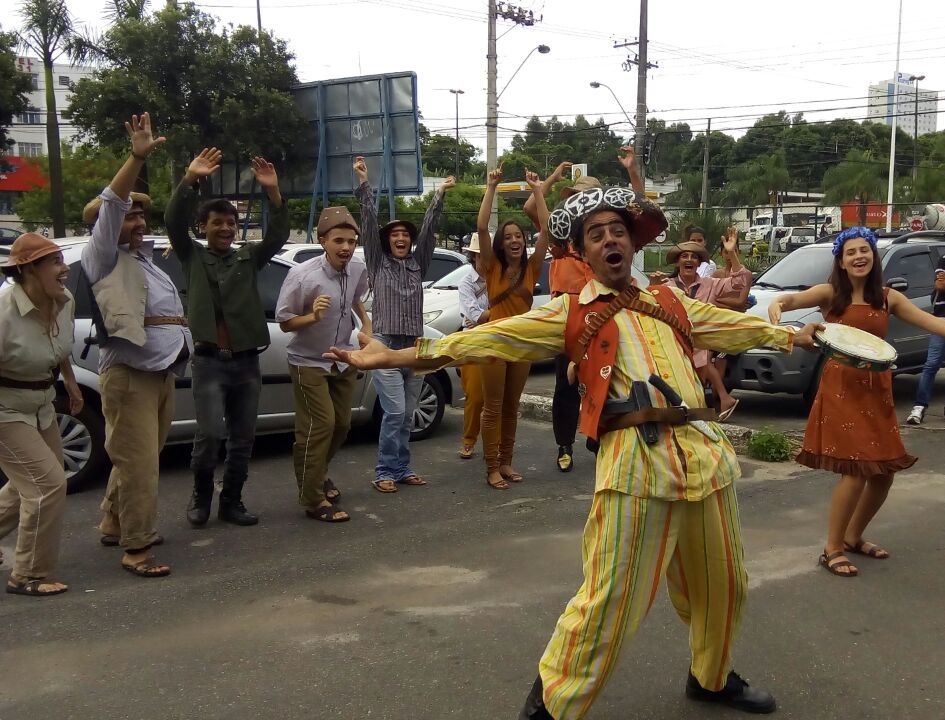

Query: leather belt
<box><xmin>598</xmin><ymin>406</ymin><xmax>718</xmax><ymax>437</ymax></box>
<box><xmin>0</xmin><ymin>374</ymin><xmax>57</xmax><ymax>390</ymax></box>
<box><xmin>144</xmin><ymin>316</ymin><xmax>188</xmax><ymax>327</ymax></box>
<box><xmin>193</xmin><ymin>342</ymin><xmax>261</xmax><ymax>361</ymax></box>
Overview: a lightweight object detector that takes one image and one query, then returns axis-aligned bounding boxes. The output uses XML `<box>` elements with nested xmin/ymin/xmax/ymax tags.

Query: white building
<box><xmin>5</xmin><ymin>56</ymin><xmax>96</xmax><ymax>157</ymax></box>
<box><xmin>867</xmin><ymin>75</ymin><xmax>938</xmax><ymax>138</ymax></box>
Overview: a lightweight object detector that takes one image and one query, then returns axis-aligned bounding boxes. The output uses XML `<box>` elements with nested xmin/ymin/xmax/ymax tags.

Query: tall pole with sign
<box><xmin>885</xmin><ymin>0</ymin><xmax>903</xmax><ymax>233</ymax></box>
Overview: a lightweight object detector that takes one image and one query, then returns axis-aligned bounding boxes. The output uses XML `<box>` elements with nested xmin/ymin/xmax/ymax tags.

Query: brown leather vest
<box><xmin>564</xmin><ymin>285</ymin><xmax>693</xmax><ymax>440</ymax></box>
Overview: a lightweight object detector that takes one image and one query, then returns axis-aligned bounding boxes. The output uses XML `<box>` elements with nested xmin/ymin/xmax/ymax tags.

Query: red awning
<box><xmin>0</xmin><ymin>156</ymin><xmax>47</xmax><ymax>192</ymax></box>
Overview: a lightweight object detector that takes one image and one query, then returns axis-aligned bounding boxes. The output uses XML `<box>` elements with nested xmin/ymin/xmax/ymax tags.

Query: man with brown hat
<box><xmin>274</xmin><ymin>205</ymin><xmax>369</xmax><ymax>522</ymax></box>
<box><xmin>80</xmin><ymin>113</ymin><xmax>192</xmax><ymax>578</ymax></box>
<box><xmin>325</xmin><ymin>186</ymin><xmax>825</xmax><ymax>719</ymax></box>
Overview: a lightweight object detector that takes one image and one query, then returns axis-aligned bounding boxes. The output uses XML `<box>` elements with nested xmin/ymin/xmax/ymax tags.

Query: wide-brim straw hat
<box><xmin>82</xmin><ymin>192</ymin><xmax>152</xmax><ymax>224</ymax></box>
<box><xmin>666</xmin><ymin>241</ymin><xmax>710</xmax><ymax>264</ymax></box>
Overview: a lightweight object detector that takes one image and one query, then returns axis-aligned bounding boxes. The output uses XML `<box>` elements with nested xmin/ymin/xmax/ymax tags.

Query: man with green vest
<box><xmin>165</xmin><ymin>147</ymin><xmax>290</xmax><ymax>527</ymax></box>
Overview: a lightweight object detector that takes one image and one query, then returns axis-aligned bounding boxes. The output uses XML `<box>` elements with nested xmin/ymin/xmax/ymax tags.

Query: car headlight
<box><xmin>422</xmin><ymin>310</ymin><xmax>442</xmax><ymax>324</ymax></box>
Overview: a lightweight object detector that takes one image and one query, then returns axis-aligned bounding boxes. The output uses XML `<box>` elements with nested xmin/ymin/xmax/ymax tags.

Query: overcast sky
<box><xmin>15</xmin><ymin>0</ymin><xmax>945</xmax><ymax>154</ymax></box>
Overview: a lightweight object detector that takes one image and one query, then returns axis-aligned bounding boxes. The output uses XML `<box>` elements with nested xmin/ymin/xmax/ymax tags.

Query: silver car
<box><xmin>1</xmin><ymin>236</ymin><xmax>463</xmax><ymax>493</ymax></box>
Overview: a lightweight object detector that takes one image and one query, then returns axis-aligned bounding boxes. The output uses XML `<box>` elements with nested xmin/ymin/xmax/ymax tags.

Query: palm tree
<box><xmin>823</xmin><ymin>149</ymin><xmax>887</xmax><ymax>226</ymax></box>
<box><xmin>720</xmin><ymin>152</ymin><xmax>790</xmax><ymax>216</ymax></box>
<box><xmin>18</xmin><ymin>0</ymin><xmax>76</xmax><ymax>238</ymax></box>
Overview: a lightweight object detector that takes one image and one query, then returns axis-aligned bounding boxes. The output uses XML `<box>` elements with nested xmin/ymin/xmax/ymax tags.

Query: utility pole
<box><xmin>885</xmin><ymin>0</ymin><xmax>903</xmax><ymax>232</ymax></box>
<box><xmin>449</xmin><ymin>89</ymin><xmax>464</xmax><ymax>178</ymax></box>
<box><xmin>700</xmin><ymin>118</ymin><xmax>711</xmax><ymax>210</ymax></box>
<box><xmin>614</xmin><ymin>1</ymin><xmax>657</xmax><ymax>184</ymax></box>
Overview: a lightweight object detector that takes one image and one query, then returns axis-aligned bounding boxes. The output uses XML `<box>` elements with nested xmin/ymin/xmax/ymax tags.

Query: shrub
<box><xmin>746</xmin><ymin>428</ymin><xmax>793</xmax><ymax>462</ymax></box>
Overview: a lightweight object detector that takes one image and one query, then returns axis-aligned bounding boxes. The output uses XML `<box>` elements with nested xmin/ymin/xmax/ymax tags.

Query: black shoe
<box><xmin>519</xmin><ymin>676</ymin><xmax>555</xmax><ymax>720</ymax></box>
<box><xmin>186</xmin><ymin>470</ymin><xmax>214</xmax><ymax>527</ymax></box>
<box><xmin>686</xmin><ymin>670</ymin><xmax>776</xmax><ymax>714</ymax></box>
<box><xmin>556</xmin><ymin>445</ymin><xmax>574</xmax><ymax>473</ymax></box>
<box><xmin>218</xmin><ymin>501</ymin><xmax>259</xmax><ymax>526</ymax></box>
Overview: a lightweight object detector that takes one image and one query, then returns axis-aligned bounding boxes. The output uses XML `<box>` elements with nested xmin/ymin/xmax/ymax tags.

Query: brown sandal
<box><xmin>486</xmin><ymin>475</ymin><xmax>510</xmax><ymax>490</ymax></box>
<box><xmin>399</xmin><ymin>475</ymin><xmax>427</xmax><ymax>486</ymax></box>
<box><xmin>819</xmin><ymin>550</ymin><xmax>858</xmax><ymax>577</ymax></box>
<box><xmin>843</xmin><ymin>539</ymin><xmax>889</xmax><ymax>559</ymax></box>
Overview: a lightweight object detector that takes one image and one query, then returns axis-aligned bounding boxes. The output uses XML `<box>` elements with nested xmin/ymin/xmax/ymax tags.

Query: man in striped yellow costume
<box><xmin>325</xmin><ymin>185</ymin><xmax>821</xmax><ymax>718</ymax></box>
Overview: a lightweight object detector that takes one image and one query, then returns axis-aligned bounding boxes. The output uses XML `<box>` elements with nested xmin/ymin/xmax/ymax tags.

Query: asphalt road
<box><xmin>1</xmin><ymin>405</ymin><xmax>944</xmax><ymax>720</ymax></box>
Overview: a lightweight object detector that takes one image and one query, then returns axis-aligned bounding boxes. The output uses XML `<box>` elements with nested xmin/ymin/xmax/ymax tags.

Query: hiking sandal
<box><xmin>819</xmin><ymin>550</ymin><xmax>858</xmax><ymax>578</ymax></box>
<box><xmin>305</xmin><ymin>505</ymin><xmax>350</xmax><ymax>523</ymax></box>
<box><xmin>6</xmin><ymin>578</ymin><xmax>69</xmax><ymax>597</ymax></box>
<box><xmin>843</xmin><ymin>539</ymin><xmax>889</xmax><ymax>559</ymax></box>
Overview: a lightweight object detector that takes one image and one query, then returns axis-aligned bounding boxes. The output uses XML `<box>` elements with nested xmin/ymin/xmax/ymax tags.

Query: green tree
<box><xmin>14</xmin><ymin>142</ymin><xmax>173</xmax><ymax>232</ymax></box>
<box><xmin>720</xmin><ymin>152</ymin><xmax>790</xmax><ymax>210</ymax></box>
<box><xmin>823</xmin><ymin>149</ymin><xmax>887</xmax><ymax>225</ymax></box>
<box><xmin>67</xmin><ymin>3</ymin><xmax>304</xmax><ymax>190</ymax></box>
<box><xmin>679</xmin><ymin>130</ymin><xmax>735</xmax><ymax>196</ymax></box>
<box><xmin>665</xmin><ymin>209</ymin><xmax>732</xmax><ymax>256</ymax></box>
<box><xmin>421</xmin><ymin>131</ymin><xmax>478</xmax><ymax>178</ymax></box>
<box><xmin>647</xmin><ymin>118</ymin><xmax>692</xmax><ymax>175</ymax></box>
<box><xmin>0</xmin><ymin>28</ymin><xmax>33</xmax><ymax>154</ymax></box>
<box><xmin>18</xmin><ymin>0</ymin><xmax>76</xmax><ymax>238</ymax></box>
<box><xmin>665</xmin><ymin>171</ymin><xmax>705</xmax><ymax>207</ymax></box>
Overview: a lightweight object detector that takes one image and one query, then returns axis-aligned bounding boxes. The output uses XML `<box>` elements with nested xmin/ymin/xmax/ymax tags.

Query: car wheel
<box><xmin>54</xmin><ymin>393</ymin><xmax>109</xmax><ymax>494</ymax></box>
<box><xmin>410</xmin><ymin>374</ymin><xmax>446</xmax><ymax>441</ymax></box>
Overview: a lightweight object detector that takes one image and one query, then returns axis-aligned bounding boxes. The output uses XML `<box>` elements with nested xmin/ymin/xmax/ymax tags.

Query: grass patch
<box><xmin>745</xmin><ymin>427</ymin><xmax>794</xmax><ymax>462</ymax></box>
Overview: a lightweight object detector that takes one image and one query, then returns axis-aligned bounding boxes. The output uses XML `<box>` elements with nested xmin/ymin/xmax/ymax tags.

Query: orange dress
<box><xmin>796</xmin><ymin>293</ymin><xmax>917</xmax><ymax>477</ymax></box>
<box><xmin>486</xmin><ymin>260</ymin><xmax>542</xmax><ymax>320</ymax></box>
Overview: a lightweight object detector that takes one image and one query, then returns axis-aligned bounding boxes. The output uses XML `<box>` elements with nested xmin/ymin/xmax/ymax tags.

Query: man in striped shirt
<box><xmin>354</xmin><ymin>156</ymin><xmax>455</xmax><ymax>493</ymax></box>
<box><xmin>327</xmin><ymin>187</ymin><xmax>821</xmax><ymax>718</ymax></box>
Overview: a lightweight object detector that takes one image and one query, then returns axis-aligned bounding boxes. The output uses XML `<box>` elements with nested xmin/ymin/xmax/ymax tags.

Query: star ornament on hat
<box><xmin>548</xmin><ymin>186</ymin><xmax>667</xmax><ymax>250</ymax></box>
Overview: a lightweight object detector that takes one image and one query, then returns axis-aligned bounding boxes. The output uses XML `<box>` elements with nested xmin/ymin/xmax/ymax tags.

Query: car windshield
<box><xmin>431</xmin><ymin>264</ymin><xmax>474</xmax><ymax>289</ymax></box>
<box><xmin>754</xmin><ymin>245</ymin><xmax>834</xmax><ymax>290</ymax></box>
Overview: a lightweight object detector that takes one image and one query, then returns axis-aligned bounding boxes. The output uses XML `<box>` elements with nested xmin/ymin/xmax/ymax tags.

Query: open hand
<box><xmin>487</xmin><ymin>164</ymin><xmax>503</xmax><ymax>187</ymax></box>
<box><xmin>549</xmin><ymin>161</ymin><xmax>572</xmax><ymax>182</ymax></box>
<box><xmin>721</xmin><ymin>226</ymin><xmax>739</xmax><ymax>255</ymax></box>
<box><xmin>125</xmin><ymin>112</ymin><xmax>166</xmax><ymax>159</ymax></box>
<box><xmin>524</xmin><ymin>170</ymin><xmax>542</xmax><ymax>191</ymax></box>
<box><xmin>618</xmin><ymin>145</ymin><xmax>636</xmax><ymax>171</ymax></box>
<box><xmin>353</xmin><ymin>156</ymin><xmax>368</xmax><ymax>183</ymax></box>
<box><xmin>793</xmin><ymin>322</ymin><xmax>825</xmax><ymax>352</ymax></box>
<box><xmin>184</xmin><ymin>147</ymin><xmax>222</xmax><ymax>184</ymax></box>
<box><xmin>648</xmin><ymin>271</ymin><xmax>668</xmax><ymax>285</ymax></box>
<box><xmin>323</xmin><ymin>336</ymin><xmax>393</xmax><ymax>369</ymax></box>
<box><xmin>312</xmin><ymin>294</ymin><xmax>331</xmax><ymax>322</ymax></box>
<box><xmin>250</xmin><ymin>157</ymin><xmax>278</xmax><ymax>188</ymax></box>
<box><xmin>438</xmin><ymin>176</ymin><xmax>457</xmax><ymax>194</ymax></box>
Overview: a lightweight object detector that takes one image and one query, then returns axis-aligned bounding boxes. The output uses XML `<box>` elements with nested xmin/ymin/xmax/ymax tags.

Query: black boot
<box><xmin>519</xmin><ymin>676</ymin><xmax>555</xmax><ymax>720</ymax></box>
<box><xmin>186</xmin><ymin>469</ymin><xmax>214</xmax><ymax>527</ymax></box>
<box><xmin>685</xmin><ymin>670</ymin><xmax>777</xmax><ymax>714</ymax></box>
<box><xmin>218</xmin><ymin>476</ymin><xmax>258</xmax><ymax>526</ymax></box>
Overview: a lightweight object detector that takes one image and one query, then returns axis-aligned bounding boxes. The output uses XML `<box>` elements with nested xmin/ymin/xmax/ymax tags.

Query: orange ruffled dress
<box><xmin>796</xmin><ymin>293</ymin><xmax>917</xmax><ymax>477</ymax></box>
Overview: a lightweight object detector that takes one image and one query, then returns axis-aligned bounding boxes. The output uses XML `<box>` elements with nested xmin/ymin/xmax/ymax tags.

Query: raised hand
<box><xmin>184</xmin><ymin>147</ymin><xmax>222</xmax><ymax>185</ymax></box>
<box><xmin>250</xmin><ymin>156</ymin><xmax>278</xmax><ymax>188</ymax></box>
<box><xmin>524</xmin><ymin>170</ymin><xmax>542</xmax><ymax>191</ymax></box>
<box><xmin>648</xmin><ymin>271</ymin><xmax>668</xmax><ymax>285</ymax></box>
<box><xmin>125</xmin><ymin>112</ymin><xmax>166</xmax><ymax>160</ymax></box>
<box><xmin>438</xmin><ymin>175</ymin><xmax>457</xmax><ymax>194</ymax></box>
<box><xmin>312</xmin><ymin>294</ymin><xmax>332</xmax><ymax>322</ymax></box>
<box><xmin>487</xmin><ymin>164</ymin><xmax>503</xmax><ymax>188</ymax></box>
<box><xmin>353</xmin><ymin>156</ymin><xmax>369</xmax><ymax>183</ymax></box>
<box><xmin>549</xmin><ymin>161</ymin><xmax>573</xmax><ymax>182</ymax></box>
<box><xmin>617</xmin><ymin>145</ymin><xmax>636</xmax><ymax>171</ymax></box>
<box><xmin>721</xmin><ymin>226</ymin><xmax>739</xmax><ymax>255</ymax></box>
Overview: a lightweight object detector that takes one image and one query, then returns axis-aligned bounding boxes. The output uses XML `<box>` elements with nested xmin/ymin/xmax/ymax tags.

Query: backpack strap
<box><xmin>76</xmin><ymin>264</ymin><xmax>108</xmax><ymax>360</ymax></box>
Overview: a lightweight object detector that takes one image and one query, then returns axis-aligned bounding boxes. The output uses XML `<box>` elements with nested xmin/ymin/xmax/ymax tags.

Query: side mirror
<box><xmin>886</xmin><ymin>277</ymin><xmax>908</xmax><ymax>292</ymax></box>
<box><xmin>534</xmin><ymin>282</ymin><xmax>542</xmax><ymax>293</ymax></box>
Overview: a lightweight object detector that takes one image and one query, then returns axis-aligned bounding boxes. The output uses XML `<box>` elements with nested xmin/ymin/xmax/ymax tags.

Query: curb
<box><xmin>519</xmin><ymin>392</ymin><xmax>757</xmax><ymax>446</ymax></box>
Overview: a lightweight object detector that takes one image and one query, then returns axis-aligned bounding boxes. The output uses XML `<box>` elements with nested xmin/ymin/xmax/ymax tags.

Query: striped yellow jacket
<box><xmin>416</xmin><ymin>279</ymin><xmax>795</xmax><ymax>501</ymax></box>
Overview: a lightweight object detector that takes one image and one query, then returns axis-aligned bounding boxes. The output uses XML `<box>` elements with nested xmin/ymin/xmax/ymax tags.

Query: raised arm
<box><xmin>111</xmin><ymin>113</ymin><xmax>165</xmax><ymax>201</ymax></box>
<box><xmin>353</xmin><ymin>156</ymin><xmax>381</xmax><ymax>276</ymax></box>
<box><xmin>248</xmin><ymin>156</ymin><xmax>290</xmax><ymax>267</ymax></box>
<box><xmin>476</xmin><ymin>166</ymin><xmax>502</xmax><ymax>271</ymax></box>
<box><xmin>618</xmin><ymin>145</ymin><xmax>645</xmax><ymax>193</ymax></box>
<box><xmin>414</xmin><ymin>175</ymin><xmax>455</xmax><ymax>275</ymax></box>
<box><xmin>888</xmin><ymin>288</ymin><xmax>945</xmax><ymax>337</ymax></box>
<box><xmin>167</xmin><ymin>147</ymin><xmax>222</xmax><ymax>261</ymax></box>
<box><xmin>523</xmin><ymin>160</ymin><xmax>571</xmax><ymax>228</ymax></box>
<box><xmin>524</xmin><ymin>170</ymin><xmax>550</xmax><ymax>275</ymax></box>
<box><xmin>768</xmin><ymin>284</ymin><xmax>833</xmax><ymax>324</ymax></box>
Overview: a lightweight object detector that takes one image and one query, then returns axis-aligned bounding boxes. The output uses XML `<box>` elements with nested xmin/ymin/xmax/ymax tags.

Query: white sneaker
<box><xmin>906</xmin><ymin>405</ymin><xmax>926</xmax><ymax>425</ymax></box>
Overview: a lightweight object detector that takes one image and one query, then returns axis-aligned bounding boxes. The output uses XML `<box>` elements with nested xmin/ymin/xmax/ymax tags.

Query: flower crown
<box><xmin>832</xmin><ymin>226</ymin><xmax>877</xmax><ymax>257</ymax></box>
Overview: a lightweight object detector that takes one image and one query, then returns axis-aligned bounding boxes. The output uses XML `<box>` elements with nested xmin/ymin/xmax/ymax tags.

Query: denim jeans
<box><xmin>190</xmin><ymin>354</ymin><xmax>262</xmax><ymax>492</ymax></box>
<box><xmin>372</xmin><ymin>334</ymin><xmax>422</xmax><ymax>481</ymax></box>
<box><xmin>915</xmin><ymin>333</ymin><xmax>945</xmax><ymax>407</ymax></box>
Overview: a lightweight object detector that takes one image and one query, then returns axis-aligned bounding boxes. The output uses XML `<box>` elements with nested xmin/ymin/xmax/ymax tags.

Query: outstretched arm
<box><xmin>768</xmin><ymin>284</ymin><xmax>833</xmax><ymax>324</ymax></box>
<box><xmin>888</xmin><ymin>288</ymin><xmax>945</xmax><ymax>336</ymax></box>
<box><xmin>523</xmin><ymin>160</ymin><xmax>571</xmax><ymax>228</ymax></box>
<box><xmin>525</xmin><ymin>170</ymin><xmax>550</xmax><ymax>275</ymax></box>
<box><xmin>476</xmin><ymin>165</ymin><xmax>502</xmax><ymax>272</ymax></box>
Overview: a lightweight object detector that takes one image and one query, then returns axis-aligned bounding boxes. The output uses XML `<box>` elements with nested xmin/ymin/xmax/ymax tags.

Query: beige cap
<box><xmin>317</xmin><ymin>206</ymin><xmax>360</xmax><ymax>236</ymax></box>
<box><xmin>466</xmin><ymin>235</ymin><xmax>481</xmax><ymax>253</ymax></box>
<box><xmin>560</xmin><ymin>175</ymin><xmax>602</xmax><ymax>198</ymax></box>
<box><xmin>83</xmin><ymin>192</ymin><xmax>152</xmax><ymax>224</ymax></box>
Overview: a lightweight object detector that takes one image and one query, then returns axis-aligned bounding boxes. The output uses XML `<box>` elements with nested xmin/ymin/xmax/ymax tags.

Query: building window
<box><xmin>17</xmin><ymin>142</ymin><xmax>43</xmax><ymax>157</ymax></box>
<box><xmin>28</xmin><ymin>73</ymin><xmax>39</xmax><ymax>90</ymax></box>
<box><xmin>17</xmin><ymin>107</ymin><xmax>41</xmax><ymax>124</ymax></box>
<box><xmin>58</xmin><ymin>75</ymin><xmax>71</xmax><ymax>87</ymax></box>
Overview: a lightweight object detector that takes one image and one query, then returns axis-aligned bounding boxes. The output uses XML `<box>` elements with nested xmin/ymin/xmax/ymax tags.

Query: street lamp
<box><xmin>497</xmin><ymin>44</ymin><xmax>550</xmax><ymax>100</ymax></box>
<box><xmin>448</xmin><ymin>88</ymin><xmax>464</xmax><ymax>178</ymax></box>
<box><xmin>589</xmin><ymin>81</ymin><xmax>635</xmax><ymax>134</ymax></box>
<box><xmin>908</xmin><ymin>74</ymin><xmax>925</xmax><ymax>199</ymax></box>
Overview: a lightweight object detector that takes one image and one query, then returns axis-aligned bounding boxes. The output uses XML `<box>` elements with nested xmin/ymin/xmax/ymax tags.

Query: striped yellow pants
<box><xmin>539</xmin><ymin>484</ymin><xmax>747</xmax><ymax>720</ymax></box>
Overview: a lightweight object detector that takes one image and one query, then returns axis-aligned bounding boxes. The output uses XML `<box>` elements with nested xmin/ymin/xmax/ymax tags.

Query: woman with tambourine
<box><xmin>768</xmin><ymin>226</ymin><xmax>945</xmax><ymax>578</ymax></box>
<box><xmin>475</xmin><ymin>166</ymin><xmax>550</xmax><ymax>489</ymax></box>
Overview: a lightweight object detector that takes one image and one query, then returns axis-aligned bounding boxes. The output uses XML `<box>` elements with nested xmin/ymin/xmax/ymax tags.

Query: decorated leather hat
<box><xmin>548</xmin><ymin>186</ymin><xmax>667</xmax><ymax>250</ymax></box>
<box><xmin>379</xmin><ymin>219</ymin><xmax>418</xmax><ymax>244</ymax></box>
<box><xmin>666</xmin><ymin>241</ymin><xmax>710</xmax><ymax>264</ymax></box>
<box><xmin>317</xmin><ymin>205</ymin><xmax>360</xmax><ymax>236</ymax></box>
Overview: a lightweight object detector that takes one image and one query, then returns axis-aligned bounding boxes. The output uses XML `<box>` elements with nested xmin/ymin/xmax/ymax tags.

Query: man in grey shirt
<box><xmin>81</xmin><ymin>113</ymin><xmax>192</xmax><ymax>578</ymax></box>
<box><xmin>354</xmin><ymin>156</ymin><xmax>454</xmax><ymax>493</ymax></box>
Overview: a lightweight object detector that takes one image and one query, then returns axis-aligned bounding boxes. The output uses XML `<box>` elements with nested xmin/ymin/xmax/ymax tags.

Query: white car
<box><xmin>0</xmin><ymin>236</ymin><xmax>464</xmax><ymax>493</ymax></box>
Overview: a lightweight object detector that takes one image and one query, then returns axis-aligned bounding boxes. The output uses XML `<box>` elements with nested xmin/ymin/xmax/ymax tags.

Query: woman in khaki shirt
<box><xmin>0</xmin><ymin>233</ymin><xmax>82</xmax><ymax>597</ymax></box>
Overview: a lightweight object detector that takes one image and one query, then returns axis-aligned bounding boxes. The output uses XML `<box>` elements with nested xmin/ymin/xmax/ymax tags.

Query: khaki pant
<box><xmin>0</xmin><ymin>420</ymin><xmax>66</xmax><ymax>580</ymax></box>
<box><xmin>289</xmin><ymin>363</ymin><xmax>358</xmax><ymax>508</ymax></box>
<box><xmin>460</xmin><ymin>365</ymin><xmax>483</xmax><ymax>448</ymax></box>
<box><xmin>480</xmin><ymin>360</ymin><xmax>531</xmax><ymax>472</ymax></box>
<box><xmin>99</xmin><ymin>365</ymin><xmax>174</xmax><ymax>551</ymax></box>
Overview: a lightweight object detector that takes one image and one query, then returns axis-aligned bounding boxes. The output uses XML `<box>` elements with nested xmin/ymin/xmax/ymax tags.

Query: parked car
<box><xmin>783</xmin><ymin>226</ymin><xmax>816</xmax><ymax>251</ymax></box>
<box><xmin>278</xmin><ymin>243</ymin><xmax>467</xmax><ymax>287</ymax></box>
<box><xmin>726</xmin><ymin>230</ymin><xmax>945</xmax><ymax>406</ymax></box>
<box><xmin>0</xmin><ymin>236</ymin><xmax>463</xmax><ymax>494</ymax></box>
<box><xmin>0</xmin><ymin>227</ymin><xmax>20</xmax><ymax>244</ymax></box>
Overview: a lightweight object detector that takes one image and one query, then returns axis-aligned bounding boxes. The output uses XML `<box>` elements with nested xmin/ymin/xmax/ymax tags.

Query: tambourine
<box><xmin>814</xmin><ymin>323</ymin><xmax>897</xmax><ymax>372</ymax></box>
